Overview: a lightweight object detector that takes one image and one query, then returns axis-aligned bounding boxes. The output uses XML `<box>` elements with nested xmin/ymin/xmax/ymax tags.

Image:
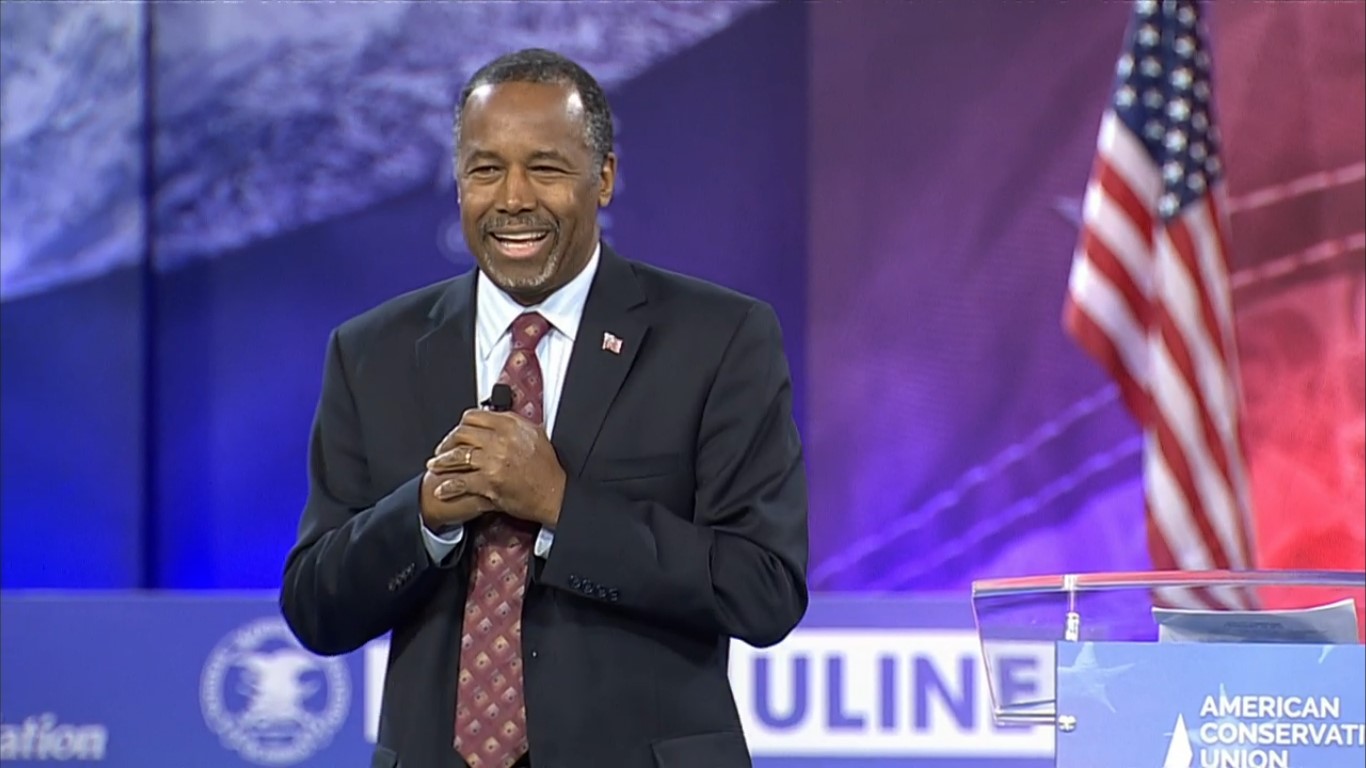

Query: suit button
<box><xmin>607</xmin><ymin>589</ymin><xmax>620</xmax><ymax>602</ymax></box>
<box><xmin>568</xmin><ymin>575</ymin><xmax>581</xmax><ymax>589</ymax></box>
<box><xmin>595</xmin><ymin>586</ymin><xmax>608</xmax><ymax>599</ymax></box>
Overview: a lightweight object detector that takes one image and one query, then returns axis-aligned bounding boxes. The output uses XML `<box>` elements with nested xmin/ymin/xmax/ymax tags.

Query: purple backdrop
<box><xmin>5</xmin><ymin>1</ymin><xmax>1150</xmax><ymax>590</ymax></box>
<box><xmin>805</xmin><ymin>1</ymin><xmax>1149</xmax><ymax>591</ymax></box>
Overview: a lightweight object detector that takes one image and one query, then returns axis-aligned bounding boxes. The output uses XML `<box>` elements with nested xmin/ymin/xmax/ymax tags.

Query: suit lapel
<box><xmin>552</xmin><ymin>245</ymin><xmax>649</xmax><ymax>478</ymax></box>
<box><xmin>415</xmin><ymin>272</ymin><xmax>479</xmax><ymax>452</ymax></box>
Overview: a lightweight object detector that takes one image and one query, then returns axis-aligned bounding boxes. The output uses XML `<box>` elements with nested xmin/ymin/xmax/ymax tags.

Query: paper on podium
<box><xmin>1153</xmin><ymin>597</ymin><xmax>1360</xmax><ymax>643</ymax></box>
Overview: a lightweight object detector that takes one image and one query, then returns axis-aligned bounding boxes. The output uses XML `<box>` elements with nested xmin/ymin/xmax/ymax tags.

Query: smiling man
<box><xmin>279</xmin><ymin>49</ymin><xmax>809</xmax><ymax>768</ymax></box>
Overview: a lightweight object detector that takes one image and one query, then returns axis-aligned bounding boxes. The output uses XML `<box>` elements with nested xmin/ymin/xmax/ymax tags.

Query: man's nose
<box><xmin>496</xmin><ymin>168</ymin><xmax>535</xmax><ymax>214</ymax></box>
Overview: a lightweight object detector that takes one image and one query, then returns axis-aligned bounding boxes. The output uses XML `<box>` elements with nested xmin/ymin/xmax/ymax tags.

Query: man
<box><xmin>280</xmin><ymin>48</ymin><xmax>808</xmax><ymax>768</ymax></box>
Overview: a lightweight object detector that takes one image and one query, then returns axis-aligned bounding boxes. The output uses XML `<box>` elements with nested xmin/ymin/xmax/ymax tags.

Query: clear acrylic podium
<box><xmin>969</xmin><ymin>570</ymin><xmax>1366</xmax><ymax>727</ymax></box>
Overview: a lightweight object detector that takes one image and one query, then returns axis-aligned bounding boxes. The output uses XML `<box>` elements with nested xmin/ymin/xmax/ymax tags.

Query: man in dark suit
<box><xmin>280</xmin><ymin>48</ymin><xmax>808</xmax><ymax>768</ymax></box>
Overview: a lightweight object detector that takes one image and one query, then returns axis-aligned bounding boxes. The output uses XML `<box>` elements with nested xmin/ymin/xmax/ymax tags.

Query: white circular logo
<box><xmin>200</xmin><ymin>617</ymin><xmax>350</xmax><ymax>766</ymax></box>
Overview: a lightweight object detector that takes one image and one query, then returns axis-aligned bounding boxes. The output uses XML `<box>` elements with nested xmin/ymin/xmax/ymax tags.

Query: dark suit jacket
<box><xmin>279</xmin><ymin>245</ymin><xmax>809</xmax><ymax>768</ymax></box>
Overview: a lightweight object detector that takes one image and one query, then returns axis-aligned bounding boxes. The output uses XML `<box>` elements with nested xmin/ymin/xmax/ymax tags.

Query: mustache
<box><xmin>482</xmin><ymin>216</ymin><xmax>557</xmax><ymax>235</ymax></box>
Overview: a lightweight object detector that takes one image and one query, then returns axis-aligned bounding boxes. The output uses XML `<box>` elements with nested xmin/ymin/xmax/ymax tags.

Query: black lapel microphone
<box><xmin>481</xmin><ymin>383</ymin><xmax>514</xmax><ymax>412</ymax></box>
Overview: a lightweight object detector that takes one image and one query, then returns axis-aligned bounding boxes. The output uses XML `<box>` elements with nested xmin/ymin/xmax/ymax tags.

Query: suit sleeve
<box><xmin>538</xmin><ymin>303</ymin><xmax>809</xmax><ymax>648</ymax></box>
<box><xmin>279</xmin><ymin>328</ymin><xmax>467</xmax><ymax>656</ymax></box>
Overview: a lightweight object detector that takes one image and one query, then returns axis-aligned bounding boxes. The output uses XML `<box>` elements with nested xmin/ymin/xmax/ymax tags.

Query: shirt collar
<box><xmin>475</xmin><ymin>242</ymin><xmax>601</xmax><ymax>359</ymax></box>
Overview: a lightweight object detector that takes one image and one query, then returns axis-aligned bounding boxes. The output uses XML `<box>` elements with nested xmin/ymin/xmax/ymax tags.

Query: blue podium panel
<box><xmin>0</xmin><ymin>593</ymin><xmax>1053</xmax><ymax>767</ymax></box>
<box><xmin>1056</xmin><ymin>641</ymin><xmax>1366</xmax><ymax>768</ymax></box>
<box><xmin>0</xmin><ymin>595</ymin><xmax>365</xmax><ymax>766</ymax></box>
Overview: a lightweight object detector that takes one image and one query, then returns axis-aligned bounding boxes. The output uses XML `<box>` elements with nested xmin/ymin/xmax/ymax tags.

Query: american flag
<box><xmin>1063</xmin><ymin>0</ymin><xmax>1256</xmax><ymax>606</ymax></box>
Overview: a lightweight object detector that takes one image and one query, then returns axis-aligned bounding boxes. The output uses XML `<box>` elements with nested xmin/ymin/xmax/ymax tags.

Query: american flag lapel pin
<box><xmin>602</xmin><ymin>332</ymin><xmax>623</xmax><ymax>355</ymax></box>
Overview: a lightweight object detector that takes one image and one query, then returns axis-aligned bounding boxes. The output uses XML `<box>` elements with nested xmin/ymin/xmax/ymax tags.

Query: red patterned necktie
<box><xmin>454</xmin><ymin>311</ymin><xmax>549</xmax><ymax>767</ymax></box>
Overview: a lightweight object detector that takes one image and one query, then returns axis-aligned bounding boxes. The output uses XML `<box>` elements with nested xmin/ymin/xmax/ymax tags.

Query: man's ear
<box><xmin>597</xmin><ymin>152</ymin><xmax>617</xmax><ymax>207</ymax></box>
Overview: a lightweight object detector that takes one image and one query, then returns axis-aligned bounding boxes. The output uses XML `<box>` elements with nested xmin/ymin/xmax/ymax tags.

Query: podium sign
<box><xmin>1055</xmin><ymin>641</ymin><xmax>1365</xmax><ymax>768</ymax></box>
<box><xmin>1</xmin><ymin>593</ymin><xmax>1051</xmax><ymax>767</ymax></box>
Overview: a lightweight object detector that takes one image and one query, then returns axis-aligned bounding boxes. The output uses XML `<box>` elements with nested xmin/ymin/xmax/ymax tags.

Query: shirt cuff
<box><xmin>421</xmin><ymin>519</ymin><xmax>464</xmax><ymax>563</ymax></box>
<box><xmin>534</xmin><ymin>526</ymin><xmax>555</xmax><ymax>558</ymax></box>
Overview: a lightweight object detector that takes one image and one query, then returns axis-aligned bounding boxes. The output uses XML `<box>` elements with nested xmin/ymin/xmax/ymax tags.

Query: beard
<box><xmin>479</xmin><ymin>239</ymin><xmax>563</xmax><ymax>297</ymax></box>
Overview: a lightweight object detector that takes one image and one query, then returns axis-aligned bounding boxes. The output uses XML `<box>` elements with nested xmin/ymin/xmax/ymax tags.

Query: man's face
<box><xmin>456</xmin><ymin>81</ymin><xmax>615</xmax><ymax>305</ymax></box>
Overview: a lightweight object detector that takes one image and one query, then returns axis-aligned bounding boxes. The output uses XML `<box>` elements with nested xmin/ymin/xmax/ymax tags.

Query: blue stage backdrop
<box><xmin>6</xmin><ymin>2</ymin><xmax>1361</xmax><ymax>593</ymax></box>
<box><xmin>1</xmin><ymin>2</ymin><xmax>150</xmax><ymax>588</ymax></box>
<box><xmin>2</xmin><ymin>0</ymin><xmax>1147</xmax><ymax>591</ymax></box>
<box><xmin>803</xmin><ymin>0</ymin><xmax>1145</xmax><ymax>592</ymax></box>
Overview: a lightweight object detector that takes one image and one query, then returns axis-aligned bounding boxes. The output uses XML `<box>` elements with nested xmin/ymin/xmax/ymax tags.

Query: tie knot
<box><xmin>510</xmin><ymin>312</ymin><xmax>550</xmax><ymax>351</ymax></box>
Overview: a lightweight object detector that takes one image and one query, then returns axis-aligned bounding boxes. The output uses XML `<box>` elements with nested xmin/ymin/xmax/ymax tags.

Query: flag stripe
<box><xmin>1156</xmin><ymin>223</ymin><xmax>1253</xmax><ymax>564</ymax></box>
<box><xmin>1180</xmin><ymin>203</ymin><xmax>1251</xmax><ymax>532</ymax></box>
<box><xmin>1145</xmin><ymin>441</ymin><xmax>1215</xmax><ymax>570</ymax></box>
<box><xmin>1150</xmin><ymin>328</ymin><xmax>1243</xmax><ymax>567</ymax></box>
<box><xmin>1146</xmin><ymin>501</ymin><xmax>1178</xmax><ymax>570</ymax></box>
<box><xmin>1147</xmin><ymin>444</ymin><xmax>1251</xmax><ymax>609</ymax></box>
<box><xmin>1154</xmin><ymin>301</ymin><xmax>1236</xmax><ymax>491</ymax></box>
<box><xmin>1085</xmin><ymin>190</ymin><xmax>1156</xmax><ymax>295</ymax></box>
<box><xmin>1166</xmin><ymin>216</ymin><xmax>1233</xmax><ymax>375</ymax></box>
<box><xmin>1063</xmin><ymin>286</ymin><xmax>1150</xmax><ymax>424</ymax></box>
<box><xmin>1097</xmin><ymin>111</ymin><xmax>1164</xmax><ymax>207</ymax></box>
<box><xmin>1096</xmin><ymin>157</ymin><xmax>1156</xmax><ymax>249</ymax></box>
<box><xmin>1075</xmin><ymin>229</ymin><xmax>1150</xmax><ymax>334</ymax></box>
<box><xmin>1158</xmin><ymin>226</ymin><xmax>1239</xmax><ymax>444</ymax></box>
<box><xmin>1065</xmin><ymin>254</ymin><xmax>1149</xmax><ymax>382</ymax></box>
<box><xmin>1186</xmin><ymin>201</ymin><xmax>1238</xmax><ymax>354</ymax></box>
<box><xmin>1154</xmin><ymin>309</ymin><xmax>1246</xmax><ymax>565</ymax></box>
<box><xmin>1202</xmin><ymin>194</ymin><xmax>1257</xmax><ymax>550</ymax></box>
<box><xmin>1148</xmin><ymin>392</ymin><xmax>1235</xmax><ymax>570</ymax></box>
<box><xmin>1202</xmin><ymin>193</ymin><xmax>1249</xmax><ymax>414</ymax></box>
<box><xmin>1147</xmin><ymin>510</ymin><xmax>1250</xmax><ymax>609</ymax></box>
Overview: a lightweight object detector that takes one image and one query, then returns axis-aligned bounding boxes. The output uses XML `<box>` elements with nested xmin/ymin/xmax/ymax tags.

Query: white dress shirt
<box><xmin>421</xmin><ymin>244</ymin><xmax>601</xmax><ymax>564</ymax></box>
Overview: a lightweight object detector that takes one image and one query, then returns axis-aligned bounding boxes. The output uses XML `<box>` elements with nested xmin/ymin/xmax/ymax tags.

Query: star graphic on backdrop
<box><xmin>1057</xmin><ymin>643</ymin><xmax>1136</xmax><ymax>713</ymax></box>
<box><xmin>1174</xmin><ymin>683</ymin><xmax>1282</xmax><ymax>745</ymax></box>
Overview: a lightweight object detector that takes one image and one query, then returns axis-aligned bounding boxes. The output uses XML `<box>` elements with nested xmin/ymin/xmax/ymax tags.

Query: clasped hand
<box><xmin>419</xmin><ymin>409</ymin><xmax>566</xmax><ymax>531</ymax></box>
